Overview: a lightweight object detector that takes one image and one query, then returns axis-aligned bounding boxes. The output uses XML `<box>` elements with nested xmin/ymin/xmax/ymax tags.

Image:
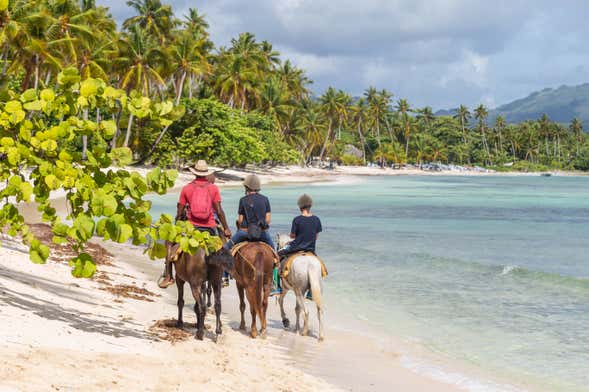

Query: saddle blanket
<box><xmin>282</xmin><ymin>252</ymin><xmax>328</xmax><ymax>279</ymax></box>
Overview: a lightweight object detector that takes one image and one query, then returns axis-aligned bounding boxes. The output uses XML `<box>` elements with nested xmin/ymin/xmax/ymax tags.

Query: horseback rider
<box><xmin>272</xmin><ymin>194</ymin><xmax>322</xmax><ymax>296</ymax></box>
<box><xmin>224</xmin><ymin>174</ymin><xmax>275</xmax><ymax>250</ymax></box>
<box><xmin>158</xmin><ymin>160</ymin><xmax>232</xmax><ymax>289</ymax></box>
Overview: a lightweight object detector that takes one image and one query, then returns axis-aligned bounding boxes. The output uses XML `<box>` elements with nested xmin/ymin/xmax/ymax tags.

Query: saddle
<box><xmin>230</xmin><ymin>241</ymin><xmax>279</xmax><ymax>265</ymax></box>
<box><xmin>281</xmin><ymin>251</ymin><xmax>328</xmax><ymax>279</ymax></box>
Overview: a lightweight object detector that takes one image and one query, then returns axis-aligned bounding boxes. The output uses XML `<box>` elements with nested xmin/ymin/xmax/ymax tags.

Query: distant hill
<box><xmin>435</xmin><ymin>83</ymin><xmax>589</xmax><ymax>127</ymax></box>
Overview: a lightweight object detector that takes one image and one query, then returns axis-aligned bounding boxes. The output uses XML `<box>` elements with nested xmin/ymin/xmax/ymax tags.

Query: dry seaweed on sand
<box><xmin>99</xmin><ymin>284</ymin><xmax>160</xmax><ymax>302</ymax></box>
<box><xmin>27</xmin><ymin>223</ymin><xmax>114</xmax><ymax>266</ymax></box>
<box><xmin>148</xmin><ymin>319</ymin><xmax>196</xmax><ymax>343</ymax></box>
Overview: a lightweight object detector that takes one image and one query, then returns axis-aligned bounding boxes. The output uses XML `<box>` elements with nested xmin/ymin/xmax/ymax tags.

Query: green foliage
<box><xmin>0</xmin><ymin>69</ymin><xmax>220</xmax><ymax>277</ymax></box>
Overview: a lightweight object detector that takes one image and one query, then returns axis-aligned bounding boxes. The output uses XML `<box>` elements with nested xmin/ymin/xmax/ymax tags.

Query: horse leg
<box><xmin>191</xmin><ymin>284</ymin><xmax>205</xmax><ymax>340</ymax></box>
<box><xmin>278</xmin><ymin>286</ymin><xmax>290</xmax><ymax>329</ymax></box>
<box><xmin>245</xmin><ymin>288</ymin><xmax>258</xmax><ymax>338</ymax></box>
<box><xmin>176</xmin><ymin>278</ymin><xmax>185</xmax><ymax>328</ymax></box>
<box><xmin>213</xmin><ymin>278</ymin><xmax>222</xmax><ymax>336</ymax></box>
<box><xmin>206</xmin><ymin>280</ymin><xmax>212</xmax><ymax>308</ymax></box>
<box><xmin>294</xmin><ymin>290</ymin><xmax>304</xmax><ymax>333</ymax></box>
<box><xmin>237</xmin><ymin>283</ymin><xmax>246</xmax><ymax>331</ymax></box>
<box><xmin>317</xmin><ymin>302</ymin><xmax>324</xmax><ymax>342</ymax></box>
<box><xmin>259</xmin><ymin>280</ymin><xmax>271</xmax><ymax>337</ymax></box>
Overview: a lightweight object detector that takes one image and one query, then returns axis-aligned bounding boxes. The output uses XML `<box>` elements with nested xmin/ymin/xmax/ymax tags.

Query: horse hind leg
<box><xmin>191</xmin><ymin>284</ymin><xmax>205</xmax><ymax>340</ymax></box>
<box><xmin>259</xmin><ymin>279</ymin><xmax>271</xmax><ymax>338</ymax></box>
<box><xmin>212</xmin><ymin>278</ymin><xmax>222</xmax><ymax>336</ymax></box>
<box><xmin>176</xmin><ymin>278</ymin><xmax>185</xmax><ymax>328</ymax></box>
<box><xmin>278</xmin><ymin>288</ymin><xmax>290</xmax><ymax>329</ymax></box>
<box><xmin>245</xmin><ymin>288</ymin><xmax>258</xmax><ymax>338</ymax></box>
<box><xmin>294</xmin><ymin>290</ymin><xmax>305</xmax><ymax>333</ymax></box>
<box><xmin>206</xmin><ymin>280</ymin><xmax>212</xmax><ymax>308</ymax></box>
<box><xmin>237</xmin><ymin>283</ymin><xmax>246</xmax><ymax>331</ymax></box>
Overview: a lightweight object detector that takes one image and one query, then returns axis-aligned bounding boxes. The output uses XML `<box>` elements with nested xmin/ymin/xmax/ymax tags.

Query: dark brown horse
<box><xmin>167</xmin><ymin>242</ymin><xmax>233</xmax><ymax>340</ymax></box>
<box><xmin>230</xmin><ymin>242</ymin><xmax>276</xmax><ymax>338</ymax></box>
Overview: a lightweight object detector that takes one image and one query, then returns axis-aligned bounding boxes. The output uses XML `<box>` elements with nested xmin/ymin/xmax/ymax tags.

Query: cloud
<box><xmin>97</xmin><ymin>0</ymin><xmax>589</xmax><ymax>109</ymax></box>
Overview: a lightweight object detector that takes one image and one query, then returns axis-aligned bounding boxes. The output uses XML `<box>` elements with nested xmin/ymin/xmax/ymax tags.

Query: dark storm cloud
<box><xmin>98</xmin><ymin>0</ymin><xmax>589</xmax><ymax>109</ymax></box>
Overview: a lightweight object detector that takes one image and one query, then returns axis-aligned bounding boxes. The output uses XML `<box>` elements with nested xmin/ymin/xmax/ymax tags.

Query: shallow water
<box><xmin>149</xmin><ymin>176</ymin><xmax>589</xmax><ymax>391</ymax></box>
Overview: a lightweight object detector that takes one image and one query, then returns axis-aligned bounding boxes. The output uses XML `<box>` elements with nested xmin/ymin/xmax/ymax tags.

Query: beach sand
<box><xmin>1</xmin><ymin>165</ymin><xmax>550</xmax><ymax>391</ymax></box>
<box><xmin>0</xmin><ymin>232</ymin><xmax>463</xmax><ymax>391</ymax></box>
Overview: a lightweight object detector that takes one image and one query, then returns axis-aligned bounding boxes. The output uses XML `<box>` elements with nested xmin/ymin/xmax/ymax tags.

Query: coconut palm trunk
<box><xmin>123</xmin><ymin>113</ymin><xmax>134</xmax><ymax>148</ymax></box>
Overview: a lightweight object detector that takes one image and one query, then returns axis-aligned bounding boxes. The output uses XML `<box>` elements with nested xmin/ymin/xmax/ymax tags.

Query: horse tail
<box><xmin>308</xmin><ymin>260</ymin><xmax>322</xmax><ymax>308</ymax></box>
<box><xmin>254</xmin><ymin>251</ymin><xmax>264</xmax><ymax>314</ymax></box>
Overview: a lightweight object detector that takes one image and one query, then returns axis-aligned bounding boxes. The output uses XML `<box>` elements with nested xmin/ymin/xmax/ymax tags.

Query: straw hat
<box><xmin>189</xmin><ymin>160</ymin><xmax>215</xmax><ymax>177</ymax></box>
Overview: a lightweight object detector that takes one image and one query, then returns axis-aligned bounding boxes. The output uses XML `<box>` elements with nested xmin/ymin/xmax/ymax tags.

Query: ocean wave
<box><xmin>500</xmin><ymin>265</ymin><xmax>520</xmax><ymax>275</ymax></box>
<box><xmin>400</xmin><ymin>355</ymin><xmax>524</xmax><ymax>392</ymax></box>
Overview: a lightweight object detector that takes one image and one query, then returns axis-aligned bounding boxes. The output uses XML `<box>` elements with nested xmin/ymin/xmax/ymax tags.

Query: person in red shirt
<box><xmin>158</xmin><ymin>160</ymin><xmax>232</xmax><ymax>288</ymax></box>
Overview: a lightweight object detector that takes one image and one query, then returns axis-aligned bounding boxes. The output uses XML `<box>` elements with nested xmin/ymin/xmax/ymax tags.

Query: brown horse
<box><xmin>167</xmin><ymin>242</ymin><xmax>234</xmax><ymax>340</ymax></box>
<box><xmin>230</xmin><ymin>242</ymin><xmax>276</xmax><ymax>338</ymax></box>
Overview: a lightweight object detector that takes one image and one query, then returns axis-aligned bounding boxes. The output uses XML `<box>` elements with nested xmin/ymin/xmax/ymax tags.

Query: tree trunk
<box><xmin>357</xmin><ymin>122</ymin><xmax>366</xmax><ymax>165</ymax></box>
<box><xmin>188</xmin><ymin>74</ymin><xmax>194</xmax><ymax>99</ymax></box>
<box><xmin>319</xmin><ymin>119</ymin><xmax>332</xmax><ymax>161</ymax></box>
<box><xmin>123</xmin><ymin>113</ymin><xmax>134</xmax><ymax>148</ymax></box>
<box><xmin>44</xmin><ymin>70</ymin><xmax>52</xmax><ymax>87</ymax></box>
<box><xmin>134</xmin><ymin>124</ymin><xmax>170</xmax><ymax>165</ymax></box>
<box><xmin>34</xmin><ymin>55</ymin><xmax>39</xmax><ymax>90</ymax></box>
<box><xmin>176</xmin><ymin>71</ymin><xmax>187</xmax><ymax>105</ymax></box>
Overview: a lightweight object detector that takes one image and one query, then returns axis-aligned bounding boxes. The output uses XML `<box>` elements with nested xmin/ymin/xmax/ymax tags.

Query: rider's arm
<box><xmin>237</xmin><ymin>214</ymin><xmax>244</xmax><ymax>229</ymax></box>
<box><xmin>213</xmin><ymin>201</ymin><xmax>231</xmax><ymax>236</ymax></box>
<box><xmin>265</xmin><ymin>212</ymin><xmax>271</xmax><ymax>226</ymax></box>
<box><xmin>175</xmin><ymin>203</ymin><xmax>184</xmax><ymax>222</ymax></box>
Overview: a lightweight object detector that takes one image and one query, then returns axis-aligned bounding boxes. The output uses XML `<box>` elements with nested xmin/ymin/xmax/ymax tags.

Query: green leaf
<box><xmin>40</xmin><ymin>89</ymin><xmax>55</xmax><ymax>102</ymax></box>
<box><xmin>1</xmin><ymin>137</ymin><xmax>14</xmax><ymax>147</ymax></box>
<box><xmin>80</xmin><ymin>78</ymin><xmax>100</xmax><ymax>97</ymax></box>
<box><xmin>44</xmin><ymin>174</ymin><xmax>60</xmax><ymax>190</ymax></box>
<box><xmin>100</xmin><ymin>120</ymin><xmax>117</xmax><ymax>139</ymax></box>
<box><xmin>69</xmin><ymin>253</ymin><xmax>96</xmax><ymax>278</ymax></box>
<box><xmin>5</xmin><ymin>100</ymin><xmax>22</xmax><ymax>113</ymax></box>
<box><xmin>19</xmin><ymin>182</ymin><xmax>33</xmax><ymax>201</ymax></box>
<box><xmin>109</xmin><ymin>147</ymin><xmax>132</xmax><ymax>166</ymax></box>
<box><xmin>73</xmin><ymin>214</ymin><xmax>95</xmax><ymax>241</ymax></box>
<box><xmin>7</xmin><ymin>147</ymin><xmax>20</xmax><ymax>165</ymax></box>
<box><xmin>29</xmin><ymin>240</ymin><xmax>50</xmax><ymax>264</ymax></box>
<box><xmin>158</xmin><ymin>223</ymin><xmax>176</xmax><ymax>241</ymax></box>
<box><xmin>24</xmin><ymin>100</ymin><xmax>43</xmax><ymax>111</ymax></box>
<box><xmin>0</xmin><ymin>0</ymin><xmax>8</xmax><ymax>12</ymax></box>
<box><xmin>57</xmin><ymin>67</ymin><xmax>80</xmax><ymax>87</ymax></box>
<box><xmin>117</xmin><ymin>224</ymin><xmax>132</xmax><ymax>243</ymax></box>
<box><xmin>148</xmin><ymin>242</ymin><xmax>167</xmax><ymax>260</ymax></box>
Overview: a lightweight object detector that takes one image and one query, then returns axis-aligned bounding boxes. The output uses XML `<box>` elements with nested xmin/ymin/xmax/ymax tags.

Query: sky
<box><xmin>99</xmin><ymin>0</ymin><xmax>589</xmax><ymax>110</ymax></box>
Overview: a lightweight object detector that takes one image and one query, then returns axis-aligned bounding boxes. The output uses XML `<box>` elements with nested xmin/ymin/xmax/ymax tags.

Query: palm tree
<box><xmin>115</xmin><ymin>25</ymin><xmax>167</xmax><ymax>96</ymax></box>
<box><xmin>474</xmin><ymin>104</ymin><xmax>491</xmax><ymax>165</ymax></box>
<box><xmin>416</xmin><ymin>106</ymin><xmax>434</xmax><ymax>133</ymax></box>
<box><xmin>350</xmin><ymin>98</ymin><xmax>369</xmax><ymax>164</ymax></box>
<box><xmin>570</xmin><ymin>118</ymin><xmax>584</xmax><ymax>155</ymax></box>
<box><xmin>169</xmin><ymin>30</ymin><xmax>211</xmax><ymax>104</ymax></box>
<box><xmin>123</xmin><ymin>0</ymin><xmax>176</xmax><ymax>44</ymax></box>
<box><xmin>453</xmin><ymin>105</ymin><xmax>471</xmax><ymax>145</ymax></box>
<box><xmin>396</xmin><ymin>98</ymin><xmax>412</xmax><ymax>158</ymax></box>
<box><xmin>318</xmin><ymin>87</ymin><xmax>340</xmax><ymax>160</ymax></box>
<box><xmin>493</xmin><ymin>115</ymin><xmax>506</xmax><ymax>155</ymax></box>
<box><xmin>364</xmin><ymin>87</ymin><xmax>392</xmax><ymax>166</ymax></box>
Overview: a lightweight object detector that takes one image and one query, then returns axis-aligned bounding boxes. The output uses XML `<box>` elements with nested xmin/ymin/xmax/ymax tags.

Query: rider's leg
<box><xmin>158</xmin><ymin>258</ymin><xmax>175</xmax><ymax>288</ymax></box>
<box><xmin>260</xmin><ymin>230</ymin><xmax>275</xmax><ymax>249</ymax></box>
<box><xmin>223</xmin><ymin>230</ymin><xmax>248</xmax><ymax>250</ymax></box>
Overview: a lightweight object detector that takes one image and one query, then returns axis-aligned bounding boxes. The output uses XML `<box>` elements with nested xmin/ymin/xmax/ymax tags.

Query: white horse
<box><xmin>276</xmin><ymin>233</ymin><xmax>325</xmax><ymax>341</ymax></box>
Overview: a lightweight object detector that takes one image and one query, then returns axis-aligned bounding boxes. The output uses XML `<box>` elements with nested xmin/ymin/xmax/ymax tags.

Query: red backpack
<box><xmin>189</xmin><ymin>182</ymin><xmax>213</xmax><ymax>221</ymax></box>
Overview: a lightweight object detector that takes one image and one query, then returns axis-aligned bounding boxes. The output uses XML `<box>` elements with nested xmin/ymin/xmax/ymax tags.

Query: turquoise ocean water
<box><xmin>149</xmin><ymin>176</ymin><xmax>589</xmax><ymax>391</ymax></box>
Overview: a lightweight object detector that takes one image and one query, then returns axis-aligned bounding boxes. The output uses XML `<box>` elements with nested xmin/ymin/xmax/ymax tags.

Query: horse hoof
<box><xmin>239</xmin><ymin>323</ymin><xmax>246</xmax><ymax>331</ymax></box>
<box><xmin>176</xmin><ymin>321</ymin><xmax>184</xmax><ymax>329</ymax></box>
<box><xmin>250</xmin><ymin>331</ymin><xmax>257</xmax><ymax>339</ymax></box>
<box><xmin>282</xmin><ymin>318</ymin><xmax>290</xmax><ymax>329</ymax></box>
<box><xmin>216</xmin><ymin>329</ymin><xmax>222</xmax><ymax>336</ymax></box>
<box><xmin>318</xmin><ymin>336</ymin><xmax>325</xmax><ymax>342</ymax></box>
<box><xmin>301</xmin><ymin>329</ymin><xmax>309</xmax><ymax>337</ymax></box>
<box><xmin>196</xmin><ymin>331</ymin><xmax>204</xmax><ymax>340</ymax></box>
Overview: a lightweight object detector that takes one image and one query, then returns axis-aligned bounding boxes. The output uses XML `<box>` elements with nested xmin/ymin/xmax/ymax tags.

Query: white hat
<box><xmin>188</xmin><ymin>160</ymin><xmax>215</xmax><ymax>176</ymax></box>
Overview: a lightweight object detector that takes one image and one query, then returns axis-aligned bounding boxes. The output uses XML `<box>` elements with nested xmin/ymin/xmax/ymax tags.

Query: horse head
<box><xmin>276</xmin><ymin>232</ymin><xmax>291</xmax><ymax>249</ymax></box>
<box><xmin>207</xmin><ymin>247</ymin><xmax>234</xmax><ymax>271</ymax></box>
